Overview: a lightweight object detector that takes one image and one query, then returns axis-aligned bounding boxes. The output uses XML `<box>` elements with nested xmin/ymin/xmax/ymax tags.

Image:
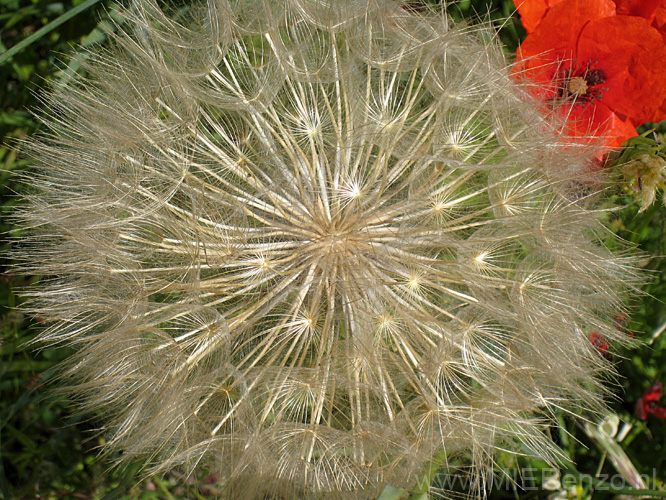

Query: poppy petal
<box><xmin>577</xmin><ymin>16</ymin><xmax>666</xmax><ymax>123</ymax></box>
<box><xmin>643</xmin><ymin>381</ymin><xmax>664</xmax><ymax>402</ymax></box>
<box><xmin>653</xmin><ymin>4</ymin><xmax>666</xmax><ymax>42</ymax></box>
<box><xmin>636</xmin><ymin>397</ymin><xmax>648</xmax><ymax>420</ymax></box>
<box><xmin>561</xmin><ymin>101</ymin><xmax>637</xmax><ymax>148</ymax></box>
<box><xmin>650</xmin><ymin>406</ymin><xmax>666</xmax><ymax>419</ymax></box>
<box><xmin>614</xmin><ymin>0</ymin><xmax>662</xmax><ymax>22</ymax></box>
<box><xmin>517</xmin><ymin>0</ymin><xmax>615</xmax><ymax>62</ymax></box>
<box><xmin>515</xmin><ymin>0</ymin><xmax>555</xmax><ymax>33</ymax></box>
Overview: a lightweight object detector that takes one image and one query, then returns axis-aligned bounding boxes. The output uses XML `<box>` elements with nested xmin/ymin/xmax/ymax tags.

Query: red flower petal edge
<box><xmin>636</xmin><ymin>381</ymin><xmax>666</xmax><ymax>420</ymax></box>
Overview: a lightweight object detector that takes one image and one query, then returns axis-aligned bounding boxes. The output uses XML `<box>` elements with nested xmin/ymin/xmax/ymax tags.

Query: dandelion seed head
<box><xmin>15</xmin><ymin>0</ymin><xmax>641</xmax><ymax>498</ymax></box>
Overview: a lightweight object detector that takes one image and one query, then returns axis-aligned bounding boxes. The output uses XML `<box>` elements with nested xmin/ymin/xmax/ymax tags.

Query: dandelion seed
<box><xmin>15</xmin><ymin>0</ymin><xmax>641</xmax><ymax>499</ymax></box>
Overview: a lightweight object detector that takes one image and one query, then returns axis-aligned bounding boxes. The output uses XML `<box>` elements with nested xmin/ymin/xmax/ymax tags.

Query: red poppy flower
<box><xmin>655</xmin><ymin>4</ymin><xmax>666</xmax><ymax>36</ymax></box>
<box><xmin>616</xmin><ymin>1</ymin><xmax>666</xmax><ymax>51</ymax></box>
<box><xmin>515</xmin><ymin>0</ymin><xmax>665</xmax><ymax>33</ymax></box>
<box><xmin>514</xmin><ymin>0</ymin><xmax>571</xmax><ymax>33</ymax></box>
<box><xmin>613</xmin><ymin>313</ymin><xmax>627</xmax><ymax>328</ymax></box>
<box><xmin>588</xmin><ymin>332</ymin><xmax>610</xmax><ymax>356</ymax></box>
<box><xmin>514</xmin><ymin>0</ymin><xmax>666</xmax><ymax>148</ymax></box>
<box><xmin>615</xmin><ymin>0</ymin><xmax>664</xmax><ymax>22</ymax></box>
<box><xmin>650</xmin><ymin>5</ymin><xmax>666</xmax><ymax>119</ymax></box>
<box><xmin>636</xmin><ymin>381</ymin><xmax>666</xmax><ymax>420</ymax></box>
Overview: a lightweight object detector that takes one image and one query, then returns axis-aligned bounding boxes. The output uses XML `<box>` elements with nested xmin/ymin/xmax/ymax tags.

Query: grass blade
<box><xmin>0</xmin><ymin>0</ymin><xmax>102</xmax><ymax>65</ymax></box>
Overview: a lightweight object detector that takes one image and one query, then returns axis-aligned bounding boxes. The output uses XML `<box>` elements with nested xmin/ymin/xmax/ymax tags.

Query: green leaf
<box><xmin>377</xmin><ymin>485</ymin><xmax>411</xmax><ymax>500</ymax></box>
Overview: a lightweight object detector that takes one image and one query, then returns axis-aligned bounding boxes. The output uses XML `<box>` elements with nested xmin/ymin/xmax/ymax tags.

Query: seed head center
<box><xmin>320</xmin><ymin>227</ymin><xmax>356</xmax><ymax>253</ymax></box>
<box><xmin>309</xmin><ymin>214</ymin><xmax>373</xmax><ymax>261</ymax></box>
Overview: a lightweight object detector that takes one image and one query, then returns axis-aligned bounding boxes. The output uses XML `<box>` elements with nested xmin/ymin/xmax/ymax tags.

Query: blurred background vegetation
<box><xmin>1</xmin><ymin>0</ymin><xmax>665</xmax><ymax>498</ymax></box>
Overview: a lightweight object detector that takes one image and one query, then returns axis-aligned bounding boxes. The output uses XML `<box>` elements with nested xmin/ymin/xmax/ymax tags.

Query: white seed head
<box><xmin>15</xmin><ymin>1</ymin><xmax>641</xmax><ymax>498</ymax></box>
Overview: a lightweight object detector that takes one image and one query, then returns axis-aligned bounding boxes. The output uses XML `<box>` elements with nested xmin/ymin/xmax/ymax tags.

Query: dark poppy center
<box><xmin>584</xmin><ymin>69</ymin><xmax>606</xmax><ymax>86</ymax></box>
<box><xmin>558</xmin><ymin>62</ymin><xmax>607</xmax><ymax>106</ymax></box>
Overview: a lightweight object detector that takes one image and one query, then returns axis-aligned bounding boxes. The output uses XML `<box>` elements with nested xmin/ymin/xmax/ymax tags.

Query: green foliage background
<box><xmin>0</xmin><ymin>1</ymin><xmax>665</xmax><ymax>499</ymax></box>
